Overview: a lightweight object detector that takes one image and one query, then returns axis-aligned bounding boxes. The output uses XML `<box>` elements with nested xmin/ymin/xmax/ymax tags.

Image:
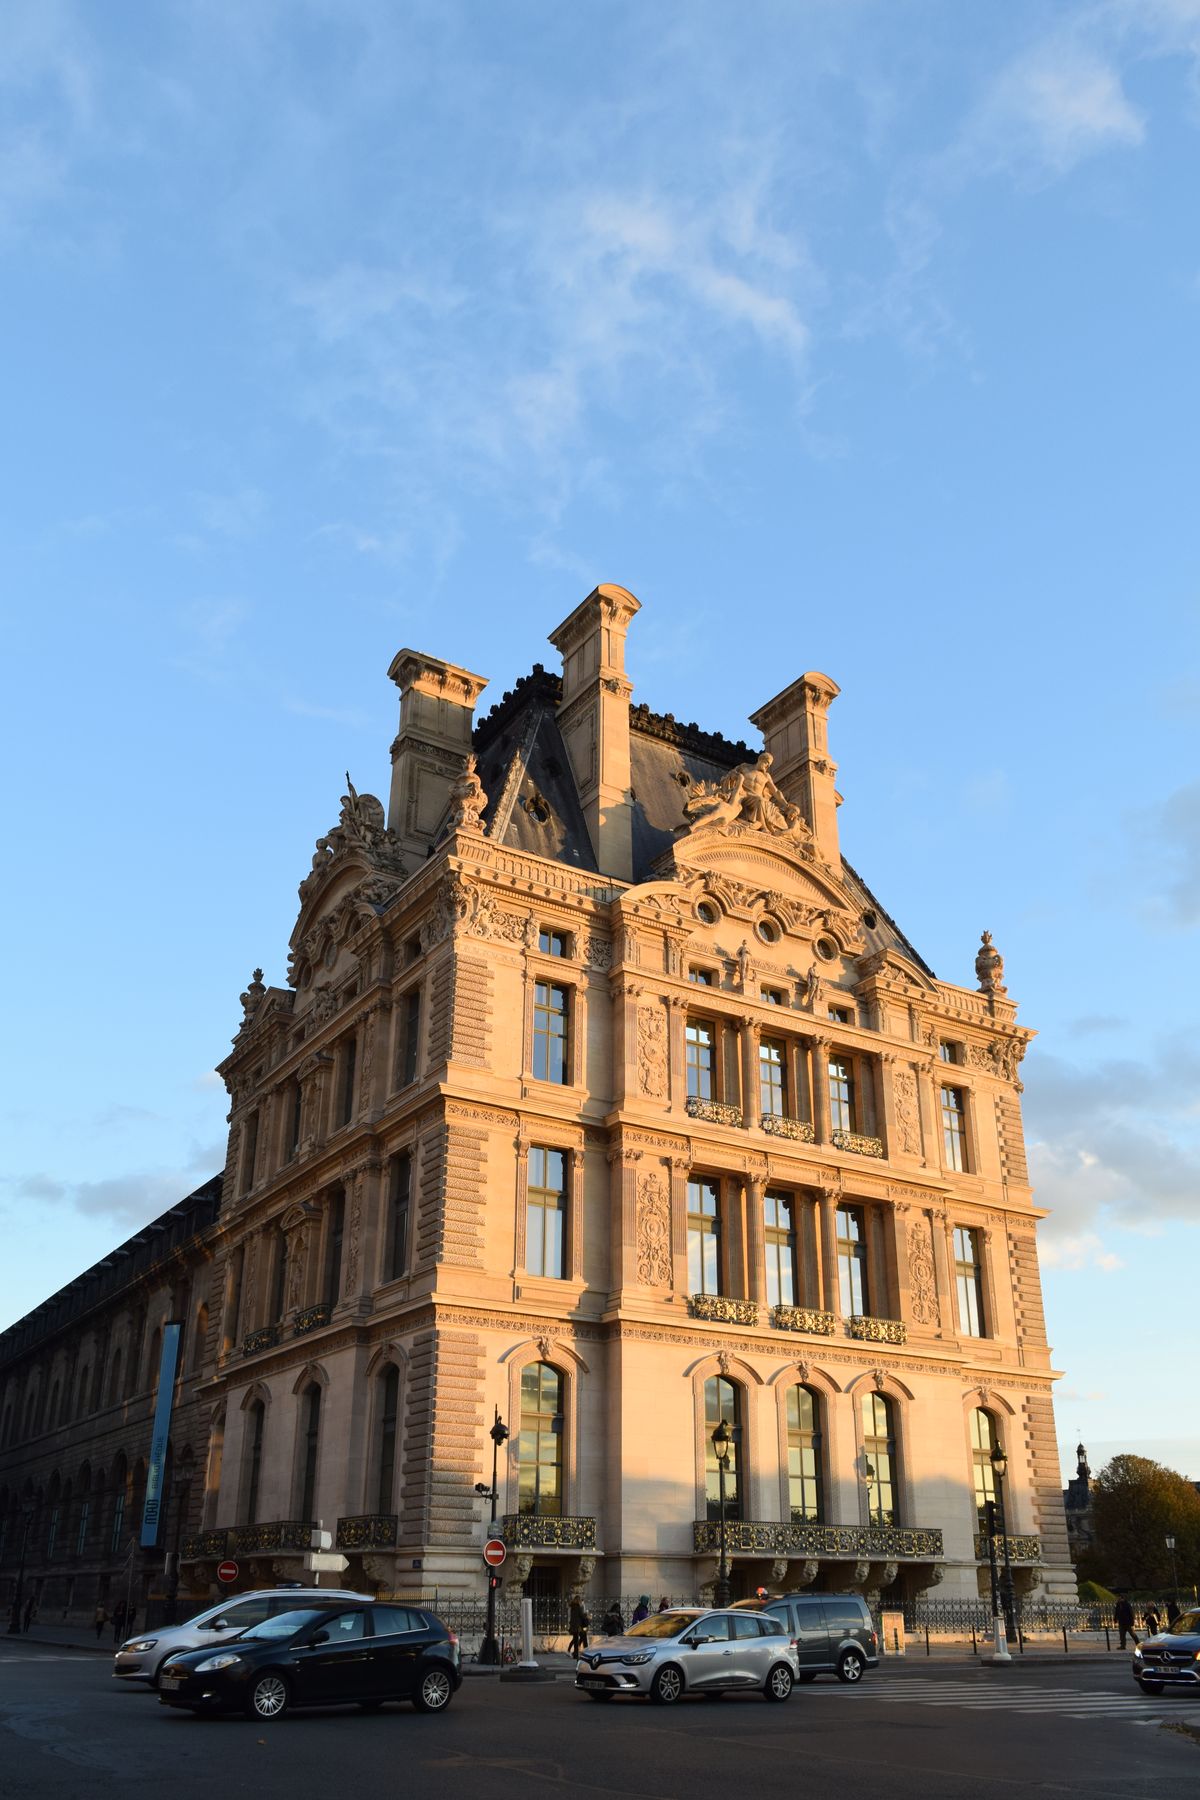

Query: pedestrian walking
<box><xmin>602</xmin><ymin>1601</ymin><xmax>624</xmax><ymax>1637</ymax></box>
<box><xmin>1114</xmin><ymin>1596</ymin><xmax>1139</xmax><ymax>1650</ymax></box>
<box><xmin>112</xmin><ymin>1601</ymin><xmax>126</xmax><ymax>1643</ymax></box>
<box><xmin>567</xmin><ymin>1596</ymin><xmax>590</xmax><ymax>1659</ymax></box>
<box><xmin>1144</xmin><ymin>1606</ymin><xmax>1161</xmax><ymax>1638</ymax></box>
<box><xmin>22</xmin><ymin>1596</ymin><xmax>36</xmax><ymax>1632</ymax></box>
<box><xmin>1167</xmin><ymin>1599</ymin><xmax>1182</xmax><ymax>1626</ymax></box>
<box><xmin>631</xmin><ymin>1595</ymin><xmax>651</xmax><ymax>1626</ymax></box>
<box><xmin>93</xmin><ymin>1603</ymin><xmax>109</xmax><ymax>1640</ymax></box>
<box><xmin>657</xmin><ymin>1595</ymin><xmax>671</xmax><ymax>1612</ymax></box>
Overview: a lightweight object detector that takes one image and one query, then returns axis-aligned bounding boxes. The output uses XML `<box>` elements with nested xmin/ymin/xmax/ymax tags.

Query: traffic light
<box><xmin>488</xmin><ymin>1574</ymin><xmax>502</xmax><ymax>1592</ymax></box>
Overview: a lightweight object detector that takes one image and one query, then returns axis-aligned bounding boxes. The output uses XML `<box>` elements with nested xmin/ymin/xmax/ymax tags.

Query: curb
<box><xmin>4</xmin><ymin>1637</ymin><xmax>112</xmax><ymax>1657</ymax></box>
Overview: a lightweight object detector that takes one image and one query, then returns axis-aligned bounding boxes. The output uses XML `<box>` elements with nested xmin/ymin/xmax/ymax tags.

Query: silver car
<box><xmin>575</xmin><ymin>1607</ymin><xmax>799</xmax><ymax>1704</ymax></box>
<box><xmin>113</xmin><ymin>1587</ymin><xmax>362</xmax><ymax>1687</ymax></box>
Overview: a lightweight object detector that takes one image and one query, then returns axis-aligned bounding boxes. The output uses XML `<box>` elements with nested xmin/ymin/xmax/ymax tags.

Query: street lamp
<box><xmin>478</xmin><ymin>1407</ymin><xmax>509</xmax><ymax>1666</ymax></box>
<box><xmin>1166</xmin><ymin>1535</ymin><xmax>1180</xmax><ymax>1609</ymax></box>
<box><xmin>990</xmin><ymin>1443</ymin><xmax>1018</xmax><ymax>1647</ymax></box>
<box><xmin>712</xmin><ymin>1419</ymin><xmax>733</xmax><ymax>1610</ymax></box>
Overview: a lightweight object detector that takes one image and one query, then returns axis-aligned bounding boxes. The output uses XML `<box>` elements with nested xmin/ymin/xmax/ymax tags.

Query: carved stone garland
<box><xmin>635</xmin><ymin>1170</ymin><xmax>672</xmax><ymax>1287</ymax></box>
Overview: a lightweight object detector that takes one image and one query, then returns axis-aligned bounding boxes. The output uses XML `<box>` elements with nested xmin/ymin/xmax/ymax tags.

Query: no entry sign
<box><xmin>216</xmin><ymin>1560</ymin><xmax>239</xmax><ymax>1584</ymax></box>
<box><xmin>483</xmin><ymin>1538</ymin><xmax>507</xmax><ymax>1567</ymax></box>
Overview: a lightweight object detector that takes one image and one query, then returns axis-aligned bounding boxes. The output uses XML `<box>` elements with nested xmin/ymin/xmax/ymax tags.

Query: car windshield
<box><xmin>1166</xmin><ymin>1610</ymin><xmax>1200</xmax><ymax>1636</ymax></box>
<box><xmin>237</xmin><ymin>1609</ymin><xmax>329</xmax><ymax>1641</ymax></box>
<box><xmin>626</xmin><ymin>1611</ymin><xmax>701</xmax><ymax>1639</ymax></box>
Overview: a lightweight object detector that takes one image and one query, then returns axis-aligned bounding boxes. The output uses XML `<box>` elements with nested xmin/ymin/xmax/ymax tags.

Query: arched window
<box><xmin>861</xmin><ymin>1391</ymin><xmax>897</xmax><ymax>1526</ymax></box>
<box><xmin>386</xmin><ymin>1154</ymin><xmax>411</xmax><ymax>1282</ymax></box>
<box><xmin>376</xmin><ymin>1367</ymin><xmax>400</xmax><ymax>1514</ymax></box>
<box><xmin>518</xmin><ymin>1363</ymin><xmax>563</xmax><ymax>1517</ymax></box>
<box><xmin>298</xmin><ymin>1385</ymin><xmax>322</xmax><ymax>1521</ymax></box>
<box><xmin>971</xmin><ymin>1408</ymin><xmax>999</xmax><ymax>1527</ymax></box>
<box><xmin>244</xmin><ymin>1401</ymin><xmax>265</xmax><ymax>1524</ymax></box>
<box><xmin>764</xmin><ymin>1193</ymin><xmax>797</xmax><ymax>1308</ymax></box>
<box><xmin>704</xmin><ymin>1375</ymin><xmax>742</xmax><ymax>1521</ymax></box>
<box><xmin>786</xmin><ymin>1386</ymin><xmax>822</xmax><ymax>1522</ymax></box>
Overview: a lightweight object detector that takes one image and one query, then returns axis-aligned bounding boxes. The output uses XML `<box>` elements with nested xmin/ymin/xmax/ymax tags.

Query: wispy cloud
<box><xmin>964</xmin><ymin>44</ymin><xmax>1144</xmax><ymax>181</ymax></box>
<box><xmin>1141</xmin><ymin>780</ymin><xmax>1200</xmax><ymax>926</ymax></box>
<box><xmin>3</xmin><ymin>1138</ymin><xmax>224</xmax><ymax>1237</ymax></box>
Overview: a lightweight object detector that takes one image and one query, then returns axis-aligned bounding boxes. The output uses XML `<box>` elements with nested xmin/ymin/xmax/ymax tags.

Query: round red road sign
<box><xmin>216</xmin><ymin>1560</ymin><xmax>239</xmax><ymax>1584</ymax></box>
<box><xmin>482</xmin><ymin>1539</ymin><xmax>507</xmax><ymax>1568</ymax></box>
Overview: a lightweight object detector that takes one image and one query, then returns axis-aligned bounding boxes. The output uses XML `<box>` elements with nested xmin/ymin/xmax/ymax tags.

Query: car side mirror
<box><xmin>310</xmin><ymin>1629</ymin><xmax>330</xmax><ymax>1647</ymax></box>
<box><xmin>208</xmin><ymin>1619</ymin><xmax>229</xmax><ymax>1631</ymax></box>
<box><xmin>684</xmin><ymin>1634</ymin><xmax>707</xmax><ymax>1647</ymax></box>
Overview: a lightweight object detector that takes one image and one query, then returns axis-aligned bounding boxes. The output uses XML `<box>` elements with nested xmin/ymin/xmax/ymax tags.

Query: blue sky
<box><xmin>2</xmin><ymin>1</ymin><xmax>1197</xmax><ymax>1482</ymax></box>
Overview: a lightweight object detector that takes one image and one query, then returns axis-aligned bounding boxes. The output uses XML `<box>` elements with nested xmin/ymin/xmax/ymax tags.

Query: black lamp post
<box><xmin>478</xmin><ymin>1407</ymin><xmax>509</xmax><ymax>1666</ymax></box>
<box><xmin>7</xmin><ymin>1501</ymin><xmax>35</xmax><ymax>1635</ymax></box>
<box><xmin>712</xmin><ymin>1419</ymin><xmax>732</xmax><ymax>1609</ymax></box>
<box><xmin>990</xmin><ymin>1443</ymin><xmax>1018</xmax><ymax>1644</ymax></box>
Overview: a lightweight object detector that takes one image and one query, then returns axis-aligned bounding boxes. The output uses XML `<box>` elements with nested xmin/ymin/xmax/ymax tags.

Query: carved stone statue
<box><xmin>299</xmin><ymin>776</ymin><xmax>406</xmax><ymax>901</ymax></box>
<box><xmin>682</xmin><ymin>751</ymin><xmax>814</xmax><ymax>846</ymax></box>
<box><xmin>975</xmin><ymin>930</ymin><xmax>1007</xmax><ymax>995</ymax></box>
<box><xmin>239</xmin><ymin>968</ymin><xmax>265</xmax><ymax>1023</ymax></box>
<box><xmin>448</xmin><ymin>753</ymin><xmax>488</xmax><ymax>833</ymax></box>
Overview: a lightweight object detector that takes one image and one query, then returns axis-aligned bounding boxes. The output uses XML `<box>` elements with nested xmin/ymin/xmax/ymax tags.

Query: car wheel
<box><xmin>414</xmin><ymin>1666</ymin><xmax>454</xmax><ymax>1713</ymax></box>
<box><xmin>797</xmin><ymin>1672</ymin><xmax>818</xmax><ymax>1683</ymax></box>
<box><xmin>649</xmin><ymin>1665</ymin><xmax>684</xmax><ymax>1705</ymax></box>
<box><xmin>765</xmin><ymin>1663</ymin><xmax>794</xmax><ymax>1702</ymax></box>
<box><xmin>836</xmin><ymin>1649</ymin><xmax>866</xmax><ymax>1685</ymax></box>
<box><xmin>246</xmin><ymin>1672</ymin><xmax>290</xmax><ymax>1721</ymax></box>
<box><xmin>1137</xmin><ymin>1679</ymin><xmax>1164</xmax><ymax>1695</ymax></box>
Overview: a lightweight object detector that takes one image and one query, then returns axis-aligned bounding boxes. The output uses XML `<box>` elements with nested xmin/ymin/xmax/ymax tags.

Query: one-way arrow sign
<box><xmin>304</xmin><ymin>1551</ymin><xmax>350</xmax><ymax>1573</ymax></box>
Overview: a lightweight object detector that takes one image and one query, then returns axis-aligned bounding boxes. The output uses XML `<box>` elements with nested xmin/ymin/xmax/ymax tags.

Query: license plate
<box><xmin>579</xmin><ymin>1679</ymin><xmax>607</xmax><ymax>1690</ymax></box>
<box><xmin>161</xmin><ymin>1673</ymin><xmax>182</xmax><ymax>1685</ymax></box>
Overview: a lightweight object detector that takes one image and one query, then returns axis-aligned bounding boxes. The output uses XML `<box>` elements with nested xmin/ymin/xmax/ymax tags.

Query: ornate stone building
<box><xmin>2</xmin><ymin>584</ymin><xmax>1074</xmax><ymax>1619</ymax></box>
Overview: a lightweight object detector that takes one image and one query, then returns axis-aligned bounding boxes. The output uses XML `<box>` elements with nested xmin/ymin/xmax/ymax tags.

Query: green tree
<box><xmin>1078</xmin><ymin>1455</ymin><xmax>1200</xmax><ymax>1592</ymax></box>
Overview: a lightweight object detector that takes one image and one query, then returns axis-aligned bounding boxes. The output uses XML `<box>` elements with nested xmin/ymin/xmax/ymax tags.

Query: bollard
<box><xmin>925</xmin><ymin>1623</ymin><xmax>930</xmax><ymax>1657</ymax></box>
<box><xmin>520</xmin><ymin>1597</ymin><xmax>535</xmax><ymax>1668</ymax></box>
<box><xmin>1105</xmin><ymin>1625</ymin><xmax>1111</xmax><ymax>1652</ymax></box>
<box><xmin>1063</xmin><ymin>1625</ymin><xmax>1068</xmax><ymax>1655</ymax></box>
<box><xmin>971</xmin><ymin>1623</ymin><xmax>977</xmax><ymax>1656</ymax></box>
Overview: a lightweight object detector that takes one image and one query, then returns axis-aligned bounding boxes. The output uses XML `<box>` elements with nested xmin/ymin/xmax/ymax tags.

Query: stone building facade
<box><xmin>1</xmin><ymin>584</ymin><xmax>1074</xmax><ymax>1620</ymax></box>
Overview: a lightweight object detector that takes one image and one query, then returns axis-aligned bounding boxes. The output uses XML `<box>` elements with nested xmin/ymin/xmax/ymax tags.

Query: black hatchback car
<box><xmin>732</xmin><ymin>1592</ymin><xmax>879</xmax><ymax>1682</ymax></box>
<box><xmin>158</xmin><ymin>1602</ymin><xmax>461</xmax><ymax>1720</ymax></box>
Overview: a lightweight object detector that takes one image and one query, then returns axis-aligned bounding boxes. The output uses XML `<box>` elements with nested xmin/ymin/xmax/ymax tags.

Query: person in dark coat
<box><xmin>1167</xmin><ymin>1599</ymin><xmax>1182</xmax><ymax>1626</ymax></box>
<box><xmin>1143</xmin><ymin>1606</ymin><xmax>1161</xmax><ymax>1638</ymax></box>
<box><xmin>567</xmin><ymin>1597</ymin><xmax>590</xmax><ymax>1659</ymax></box>
<box><xmin>602</xmin><ymin>1601</ymin><xmax>624</xmax><ymax>1636</ymax></box>
<box><xmin>112</xmin><ymin>1601</ymin><xmax>126</xmax><ymax>1643</ymax></box>
<box><xmin>1114</xmin><ymin>1596</ymin><xmax>1138</xmax><ymax>1650</ymax></box>
<box><xmin>631</xmin><ymin>1595</ymin><xmax>651</xmax><ymax>1625</ymax></box>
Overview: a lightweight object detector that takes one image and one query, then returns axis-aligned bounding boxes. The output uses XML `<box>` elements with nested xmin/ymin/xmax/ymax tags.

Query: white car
<box><xmin>575</xmin><ymin>1607</ymin><xmax>800</xmax><ymax>1704</ymax></box>
<box><xmin>113</xmin><ymin>1587</ymin><xmax>362</xmax><ymax>1687</ymax></box>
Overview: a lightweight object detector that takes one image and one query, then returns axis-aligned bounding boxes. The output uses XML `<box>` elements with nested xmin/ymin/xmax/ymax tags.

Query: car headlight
<box><xmin>619</xmin><ymin>1653</ymin><xmax>654</xmax><ymax>1666</ymax></box>
<box><xmin>194</xmin><ymin>1654</ymin><xmax>243</xmax><ymax>1672</ymax></box>
<box><xmin>126</xmin><ymin>1639</ymin><xmax>158</xmax><ymax>1653</ymax></box>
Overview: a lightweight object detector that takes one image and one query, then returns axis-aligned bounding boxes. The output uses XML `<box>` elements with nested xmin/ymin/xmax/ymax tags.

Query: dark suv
<box><xmin>732</xmin><ymin>1592</ymin><xmax>879</xmax><ymax>1682</ymax></box>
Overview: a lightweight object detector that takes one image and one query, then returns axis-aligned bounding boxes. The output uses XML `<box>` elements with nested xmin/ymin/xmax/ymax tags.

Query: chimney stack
<box><xmin>548</xmin><ymin>584</ymin><xmax>641</xmax><ymax>882</ymax></box>
<box><xmin>749</xmin><ymin>672</ymin><xmax>841</xmax><ymax>866</ymax></box>
<box><xmin>386</xmin><ymin>650</ymin><xmax>489</xmax><ymax>860</ymax></box>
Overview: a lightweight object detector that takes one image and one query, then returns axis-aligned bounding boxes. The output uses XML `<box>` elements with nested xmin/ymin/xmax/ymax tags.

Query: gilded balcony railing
<box><xmin>181</xmin><ymin>1529</ymin><xmax>229</xmax><ymax>1560</ymax></box>
<box><xmin>693</xmin><ymin>1519</ymin><xmax>943</xmax><ymax>1559</ymax></box>
<box><xmin>685</xmin><ymin>1096</ymin><xmax>744</xmax><ymax>1127</ymax></box>
<box><xmin>337</xmin><ymin>1514</ymin><xmax>398</xmax><ymax>1550</ymax></box>
<box><xmin>761</xmin><ymin>1113</ymin><xmax>815</xmax><ymax>1142</ymax></box>
<box><xmin>974</xmin><ymin>1533</ymin><xmax>1041</xmax><ymax>1564</ymax></box>
<box><xmin>293</xmin><ymin>1303</ymin><xmax>332</xmax><ymax>1336</ymax></box>
<box><xmin>227</xmin><ymin>1519</ymin><xmax>315</xmax><ymax>1555</ymax></box>
<box><xmin>772</xmin><ymin>1304</ymin><xmax>836</xmax><ymax>1335</ymax></box>
<box><xmin>241</xmin><ymin>1324</ymin><xmax>279</xmax><ymax>1356</ymax></box>
<box><xmin>848</xmin><ymin>1315</ymin><xmax>907</xmax><ymax>1345</ymax></box>
<box><xmin>499</xmin><ymin>1513</ymin><xmax>597</xmax><ymax>1551</ymax></box>
<box><xmin>690</xmin><ymin>1294</ymin><xmax>759</xmax><ymax>1326</ymax></box>
<box><xmin>832</xmin><ymin>1129</ymin><xmax>885</xmax><ymax>1158</ymax></box>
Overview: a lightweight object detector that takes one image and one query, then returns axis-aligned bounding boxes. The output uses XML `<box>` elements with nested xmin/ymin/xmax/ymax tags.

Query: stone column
<box><xmin>342</xmin><ymin>1160</ymin><xmax>381</xmax><ymax>1315</ymax></box>
<box><xmin>916</xmin><ymin>1063</ymin><xmax>940</xmax><ymax>1171</ymax></box>
<box><xmin>607</xmin><ymin>1149</ymin><xmax>641</xmax><ymax>1303</ymax></box>
<box><xmin>569</xmin><ymin>1148</ymin><xmax>586</xmax><ymax>1283</ymax></box>
<box><xmin>613</xmin><ymin>979</ymin><xmax>641</xmax><ymax>1111</ymax></box>
<box><xmin>810</xmin><ymin>1038</ymin><xmax>831</xmax><ymax>1145</ymax></box>
<box><xmin>739</xmin><ymin>1016</ymin><xmax>760</xmax><ymax>1130</ymax></box>
<box><xmin>816</xmin><ymin>1186</ymin><xmax>839</xmax><ymax>1315</ymax></box>
<box><xmin>875</xmin><ymin>1053</ymin><xmax>898</xmax><ymax>1159</ymax></box>
<box><xmin>940</xmin><ymin>1214</ymin><xmax>960</xmax><ymax>1336</ymax></box>
<box><xmin>744</xmin><ymin>1176</ymin><xmax>768</xmax><ymax>1309</ymax></box>
<box><xmin>929</xmin><ymin>1207</ymin><xmax>955</xmax><ymax>1329</ymax></box>
<box><xmin>667</xmin><ymin>996</ymin><xmax>688</xmax><ymax>1116</ymax></box>
<box><xmin>885</xmin><ymin>1202</ymin><xmax>909</xmax><ymax>1324</ymax></box>
<box><xmin>669</xmin><ymin>1154</ymin><xmax>692</xmax><ymax>1297</ymax></box>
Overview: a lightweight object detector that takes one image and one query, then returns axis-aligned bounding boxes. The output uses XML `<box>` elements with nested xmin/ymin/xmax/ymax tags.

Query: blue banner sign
<box><xmin>140</xmin><ymin>1322</ymin><xmax>182</xmax><ymax>1547</ymax></box>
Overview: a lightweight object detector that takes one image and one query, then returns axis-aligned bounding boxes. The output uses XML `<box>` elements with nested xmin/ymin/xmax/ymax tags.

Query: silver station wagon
<box><xmin>575</xmin><ymin>1606</ymin><xmax>799</xmax><ymax>1704</ymax></box>
<box><xmin>114</xmin><ymin>1587</ymin><xmax>361</xmax><ymax>1687</ymax></box>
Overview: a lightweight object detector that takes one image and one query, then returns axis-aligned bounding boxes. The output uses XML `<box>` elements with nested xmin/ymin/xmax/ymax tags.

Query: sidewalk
<box><xmin>3</xmin><ymin>1622</ymin><xmax>116</xmax><ymax>1655</ymax></box>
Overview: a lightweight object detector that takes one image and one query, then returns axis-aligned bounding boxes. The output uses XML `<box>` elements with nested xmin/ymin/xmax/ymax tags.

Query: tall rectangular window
<box><xmin>526</xmin><ymin>1147</ymin><xmax>567</xmax><ymax>1279</ymax></box>
<box><xmin>759</xmin><ymin>1038</ymin><xmax>787</xmax><ymax>1117</ymax></box>
<box><xmin>836</xmin><ymin>1205</ymin><xmax>869</xmax><ymax>1315</ymax></box>
<box><xmin>386</xmin><ymin>1153</ymin><xmax>411</xmax><ymax>1282</ymax></box>
<box><xmin>955</xmin><ymin>1226</ymin><xmax>986</xmax><ymax>1337</ymax></box>
<box><xmin>532</xmin><ymin>982</ymin><xmax>569</xmax><ymax>1083</ymax></box>
<box><xmin>688</xmin><ymin>1179</ymin><xmax>722</xmax><ymax>1295</ymax></box>
<box><xmin>397</xmin><ymin>988</ymin><xmax>421</xmax><ymax>1088</ymax></box>
<box><xmin>337</xmin><ymin>1036</ymin><xmax>358</xmax><ymax>1126</ymax></box>
<box><xmin>941</xmin><ymin>1086</ymin><xmax>968</xmax><ymax>1171</ymax></box>
<box><xmin>538</xmin><ymin>928</ymin><xmax>568</xmax><ymax>957</ymax></box>
<box><xmin>46</xmin><ymin>1506</ymin><xmax>59</xmax><ymax>1561</ymax></box>
<box><xmin>298</xmin><ymin>1386</ymin><xmax>321</xmax><ymax>1521</ymax></box>
<box><xmin>828</xmin><ymin>1057</ymin><xmax>855</xmax><ymax>1133</ymax></box>
<box><xmin>686</xmin><ymin>1019</ymin><xmax>715</xmax><ymax>1099</ymax></box>
<box><xmin>764</xmin><ymin>1191</ymin><xmax>797</xmax><ymax>1308</ymax></box>
<box><xmin>787</xmin><ymin>1386</ymin><xmax>823</xmax><ymax>1522</ymax></box>
<box><xmin>689</xmin><ymin>966</ymin><xmax>715</xmax><ymax>987</ymax></box>
<box><xmin>110</xmin><ymin>1487</ymin><xmax>126</xmax><ymax>1554</ymax></box>
<box><xmin>76</xmin><ymin>1499</ymin><xmax>90</xmax><ymax>1556</ymax></box>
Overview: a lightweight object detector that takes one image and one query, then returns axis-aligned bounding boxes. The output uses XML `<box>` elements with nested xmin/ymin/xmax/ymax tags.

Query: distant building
<box><xmin>1</xmin><ymin>584</ymin><xmax>1076</xmax><ymax>1622</ymax></box>
<box><xmin>1062</xmin><ymin>1443</ymin><xmax>1094</xmax><ymax>1560</ymax></box>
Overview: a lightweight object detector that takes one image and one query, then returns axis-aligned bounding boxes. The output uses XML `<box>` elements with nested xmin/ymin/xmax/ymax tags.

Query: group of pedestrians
<box><xmin>91</xmin><ymin>1601</ymin><xmax>135</xmax><ymax>1641</ymax></box>
<box><xmin>1114</xmin><ymin>1595</ymin><xmax>1182</xmax><ymax>1649</ymax></box>
<box><xmin>567</xmin><ymin>1594</ymin><xmax>673</xmax><ymax>1656</ymax></box>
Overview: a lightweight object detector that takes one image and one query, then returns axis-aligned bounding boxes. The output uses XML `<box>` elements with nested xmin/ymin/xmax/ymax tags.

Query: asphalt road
<box><xmin>2</xmin><ymin>1647</ymin><xmax>1198</xmax><ymax>1800</ymax></box>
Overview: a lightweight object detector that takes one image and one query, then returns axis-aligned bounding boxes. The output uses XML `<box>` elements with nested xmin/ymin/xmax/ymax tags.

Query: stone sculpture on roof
<box><xmin>681</xmin><ymin>751</ymin><xmax>814</xmax><ymax>847</ymax></box>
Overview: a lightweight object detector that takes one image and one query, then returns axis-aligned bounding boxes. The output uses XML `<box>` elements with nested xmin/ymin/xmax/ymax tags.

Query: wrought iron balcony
<box><xmin>693</xmin><ymin>1519</ymin><xmax>943</xmax><ymax>1560</ymax></box>
<box><xmin>241</xmin><ymin>1324</ymin><xmax>279</xmax><ymax>1356</ymax></box>
<box><xmin>181</xmin><ymin>1529</ymin><xmax>229</xmax><ymax>1561</ymax></box>
<box><xmin>761</xmin><ymin>1113</ymin><xmax>815</xmax><ymax>1142</ymax></box>
<box><xmin>293</xmin><ymin>1303</ymin><xmax>332</xmax><ymax>1336</ymax></box>
<box><xmin>848</xmin><ymin>1314</ymin><xmax>907</xmax><ymax>1345</ymax></box>
<box><xmin>974</xmin><ymin>1532</ymin><xmax>1041</xmax><ymax>1564</ymax></box>
<box><xmin>772</xmin><ymin>1304</ymin><xmax>836</xmax><ymax>1335</ymax></box>
<box><xmin>337</xmin><ymin>1514</ymin><xmax>398</xmax><ymax>1550</ymax></box>
<box><xmin>499</xmin><ymin>1513</ymin><xmax>597</xmax><ymax>1551</ymax></box>
<box><xmin>686</xmin><ymin>1096</ymin><xmax>743</xmax><ymax>1127</ymax></box>
<box><xmin>227</xmin><ymin>1519</ymin><xmax>315</xmax><ymax>1555</ymax></box>
<box><xmin>832</xmin><ymin>1129</ymin><xmax>885</xmax><ymax>1158</ymax></box>
<box><xmin>690</xmin><ymin>1294</ymin><xmax>759</xmax><ymax>1326</ymax></box>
